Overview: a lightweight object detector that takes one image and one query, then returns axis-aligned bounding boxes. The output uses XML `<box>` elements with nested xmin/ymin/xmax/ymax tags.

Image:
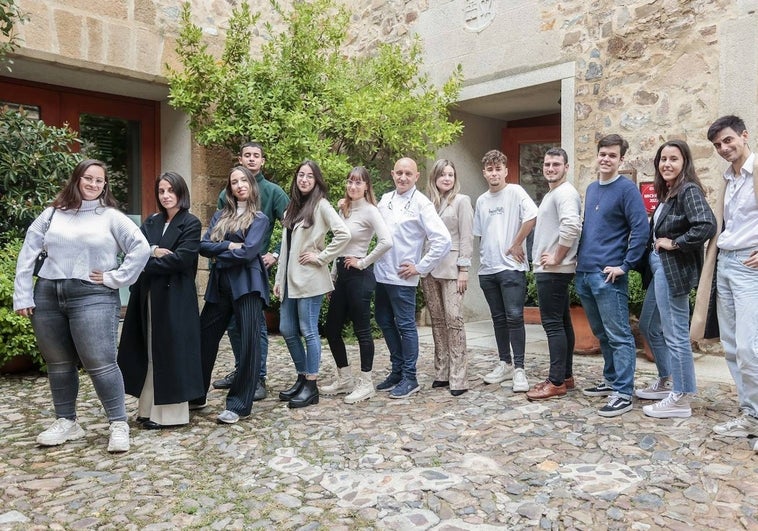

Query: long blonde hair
<box><xmin>210</xmin><ymin>166</ymin><xmax>260</xmax><ymax>242</ymax></box>
<box><xmin>340</xmin><ymin>166</ymin><xmax>376</xmax><ymax>217</ymax></box>
<box><xmin>426</xmin><ymin>159</ymin><xmax>459</xmax><ymax>210</ymax></box>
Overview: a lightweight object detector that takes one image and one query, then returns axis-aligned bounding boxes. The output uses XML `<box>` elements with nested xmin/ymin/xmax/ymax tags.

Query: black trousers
<box><xmin>199</xmin><ymin>271</ymin><xmax>262</xmax><ymax>416</ymax></box>
<box><xmin>536</xmin><ymin>272</ymin><xmax>574</xmax><ymax>385</ymax></box>
<box><xmin>324</xmin><ymin>260</ymin><xmax>376</xmax><ymax>372</ymax></box>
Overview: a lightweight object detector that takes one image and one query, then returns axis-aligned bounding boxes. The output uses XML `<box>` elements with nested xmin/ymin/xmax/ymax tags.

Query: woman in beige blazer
<box><xmin>274</xmin><ymin>160</ymin><xmax>350</xmax><ymax>408</ymax></box>
<box><xmin>421</xmin><ymin>159</ymin><xmax>474</xmax><ymax>396</ymax></box>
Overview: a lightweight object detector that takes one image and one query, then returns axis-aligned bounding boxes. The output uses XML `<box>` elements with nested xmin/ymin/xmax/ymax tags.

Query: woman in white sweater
<box><xmin>274</xmin><ymin>160</ymin><xmax>350</xmax><ymax>408</ymax></box>
<box><xmin>321</xmin><ymin>167</ymin><xmax>393</xmax><ymax>403</ymax></box>
<box><xmin>14</xmin><ymin>159</ymin><xmax>150</xmax><ymax>453</ymax></box>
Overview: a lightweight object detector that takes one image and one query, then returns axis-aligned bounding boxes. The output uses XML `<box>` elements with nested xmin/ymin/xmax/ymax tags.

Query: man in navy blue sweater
<box><xmin>576</xmin><ymin>134</ymin><xmax>648</xmax><ymax>417</ymax></box>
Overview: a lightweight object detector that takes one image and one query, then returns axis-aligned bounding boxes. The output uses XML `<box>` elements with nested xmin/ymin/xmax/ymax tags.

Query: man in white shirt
<box><xmin>706</xmin><ymin>115</ymin><xmax>758</xmax><ymax>442</ymax></box>
<box><xmin>473</xmin><ymin>149</ymin><xmax>538</xmax><ymax>393</ymax></box>
<box><xmin>374</xmin><ymin>157</ymin><xmax>451</xmax><ymax>399</ymax></box>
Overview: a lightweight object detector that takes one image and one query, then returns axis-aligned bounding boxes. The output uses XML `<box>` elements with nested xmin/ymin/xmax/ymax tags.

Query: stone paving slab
<box><xmin>0</xmin><ymin>332</ymin><xmax>756</xmax><ymax>530</ymax></box>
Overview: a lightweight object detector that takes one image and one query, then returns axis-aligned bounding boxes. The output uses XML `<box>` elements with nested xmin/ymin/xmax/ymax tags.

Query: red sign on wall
<box><xmin>639</xmin><ymin>182</ymin><xmax>658</xmax><ymax>214</ymax></box>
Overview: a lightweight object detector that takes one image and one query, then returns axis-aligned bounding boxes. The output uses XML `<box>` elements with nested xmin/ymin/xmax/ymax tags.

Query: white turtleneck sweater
<box><xmin>13</xmin><ymin>200</ymin><xmax>150</xmax><ymax>310</ymax></box>
<box><xmin>336</xmin><ymin>197</ymin><xmax>393</xmax><ymax>271</ymax></box>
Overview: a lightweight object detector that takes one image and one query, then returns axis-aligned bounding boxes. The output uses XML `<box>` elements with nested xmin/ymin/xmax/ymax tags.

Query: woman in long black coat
<box><xmin>118</xmin><ymin>172</ymin><xmax>204</xmax><ymax>429</ymax></box>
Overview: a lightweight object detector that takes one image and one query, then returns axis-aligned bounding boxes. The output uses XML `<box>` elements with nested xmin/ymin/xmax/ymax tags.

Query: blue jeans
<box><xmin>375</xmin><ymin>283</ymin><xmax>419</xmax><ymax>381</ymax></box>
<box><xmin>535</xmin><ymin>273</ymin><xmax>574</xmax><ymax>385</ymax></box>
<box><xmin>228</xmin><ymin>312</ymin><xmax>269</xmax><ymax>379</ymax></box>
<box><xmin>717</xmin><ymin>248</ymin><xmax>758</xmax><ymax>417</ymax></box>
<box><xmin>280</xmin><ymin>293</ymin><xmax>324</xmax><ymax>376</ymax></box>
<box><xmin>575</xmin><ymin>271</ymin><xmax>636</xmax><ymax>399</ymax></box>
<box><xmin>478</xmin><ymin>270</ymin><xmax>526</xmax><ymax>368</ymax></box>
<box><xmin>639</xmin><ymin>251</ymin><xmax>696</xmax><ymax>393</ymax></box>
<box><xmin>31</xmin><ymin>279</ymin><xmax>126</xmax><ymax>422</ymax></box>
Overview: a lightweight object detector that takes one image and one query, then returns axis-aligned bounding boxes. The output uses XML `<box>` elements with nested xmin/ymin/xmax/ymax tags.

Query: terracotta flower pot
<box><xmin>0</xmin><ymin>354</ymin><xmax>36</xmax><ymax>374</ymax></box>
<box><xmin>570</xmin><ymin>306</ymin><xmax>601</xmax><ymax>355</ymax></box>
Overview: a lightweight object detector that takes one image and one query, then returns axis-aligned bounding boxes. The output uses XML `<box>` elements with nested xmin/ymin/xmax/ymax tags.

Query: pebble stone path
<box><xmin>1</xmin><ymin>325</ymin><xmax>757</xmax><ymax>530</ymax></box>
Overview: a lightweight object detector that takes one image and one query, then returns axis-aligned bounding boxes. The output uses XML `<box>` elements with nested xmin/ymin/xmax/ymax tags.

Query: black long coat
<box><xmin>118</xmin><ymin>209</ymin><xmax>205</xmax><ymax>405</ymax></box>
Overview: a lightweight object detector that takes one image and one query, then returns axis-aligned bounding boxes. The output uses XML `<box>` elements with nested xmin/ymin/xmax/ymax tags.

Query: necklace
<box><xmin>594</xmin><ymin>184</ymin><xmax>607</xmax><ymax>211</ymax></box>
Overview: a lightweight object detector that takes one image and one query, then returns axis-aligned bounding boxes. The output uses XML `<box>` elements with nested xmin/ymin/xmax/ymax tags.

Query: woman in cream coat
<box><xmin>274</xmin><ymin>160</ymin><xmax>350</xmax><ymax>408</ymax></box>
<box><xmin>421</xmin><ymin>159</ymin><xmax>474</xmax><ymax>396</ymax></box>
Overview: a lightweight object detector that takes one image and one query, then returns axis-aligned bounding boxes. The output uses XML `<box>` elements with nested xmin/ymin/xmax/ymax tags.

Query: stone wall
<box><xmin>553</xmin><ymin>0</ymin><xmax>740</xmax><ymax>195</ymax></box>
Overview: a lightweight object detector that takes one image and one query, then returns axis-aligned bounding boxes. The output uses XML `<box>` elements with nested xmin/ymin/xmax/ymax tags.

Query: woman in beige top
<box><xmin>274</xmin><ymin>160</ymin><xmax>350</xmax><ymax>409</ymax></box>
<box><xmin>321</xmin><ymin>167</ymin><xmax>393</xmax><ymax>404</ymax></box>
<box><xmin>421</xmin><ymin>159</ymin><xmax>474</xmax><ymax>396</ymax></box>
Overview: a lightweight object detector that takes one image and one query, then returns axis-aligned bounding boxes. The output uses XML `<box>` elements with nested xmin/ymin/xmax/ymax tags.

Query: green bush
<box><xmin>0</xmin><ymin>108</ymin><xmax>81</xmax><ymax>242</ymax></box>
<box><xmin>0</xmin><ymin>239</ymin><xmax>45</xmax><ymax>371</ymax></box>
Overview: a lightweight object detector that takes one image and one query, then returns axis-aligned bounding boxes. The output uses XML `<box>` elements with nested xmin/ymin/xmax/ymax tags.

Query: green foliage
<box><xmin>167</xmin><ymin>0</ymin><xmax>463</xmax><ymax>193</ymax></box>
<box><xmin>0</xmin><ymin>108</ymin><xmax>81</xmax><ymax>242</ymax></box>
<box><xmin>0</xmin><ymin>0</ymin><xmax>27</xmax><ymax>68</ymax></box>
<box><xmin>0</xmin><ymin>239</ymin><xmax>44</xmax><ymax>370</ymax></box>
<box><xmin>626</xmin><ymin>270</ymin><xmax>644</xmax><ymax>318</ymax></box>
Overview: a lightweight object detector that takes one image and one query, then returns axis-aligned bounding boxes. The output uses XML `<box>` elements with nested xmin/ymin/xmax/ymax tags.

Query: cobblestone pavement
<box><xmin>1</xmin><ymin>325</ymin><xmax>757</xmax><ymax>530</ymax></box>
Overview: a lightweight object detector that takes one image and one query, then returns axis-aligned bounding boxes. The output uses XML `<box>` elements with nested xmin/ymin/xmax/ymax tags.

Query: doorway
<box><xmin>0</xmin><ymin>76</ymin><xmax>160</xmax><ymax>217</ymax></box>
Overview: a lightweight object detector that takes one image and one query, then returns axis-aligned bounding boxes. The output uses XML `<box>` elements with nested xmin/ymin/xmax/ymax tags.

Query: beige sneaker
<box><xmin>321</xmin><ymin>366</ymin><xmax>354</xmax><ymax>395</ymax></box>
<box><xmin>635</xmin><ymin>377</ymin><xmax>673</xmax><ymax>400</ymax></box>
<box><xmin>107</xmin><ymin>421</ymin><xmax>130</xmax><ymax>453</ymax></box>
<box><xmin>713</xmin><ymin>413</ymin><xmax>758</xmax><ymax>438</ymax></box>
<box><xmin>512</xmin><ymin>368</ymin><xmax>529</xmax><ymax>392</ymax></box>
<box><xmin>483</xmin><ymin>361</ymin><xmax>513</xmax><ymax>384</ymax></box>
<box><xmin>642</xmin><ymin>392</ymin><xmax>692</xmax><ymax>418</ymax></box>
<box><xmin>37</xmin><ymin>418</ymin><xmax>85</xmax><ymax>446</ymax></box>
<box><xmin>344</xmin><ymin>372</ymin><xmax>376</xmax><ymax>404</ymax></box>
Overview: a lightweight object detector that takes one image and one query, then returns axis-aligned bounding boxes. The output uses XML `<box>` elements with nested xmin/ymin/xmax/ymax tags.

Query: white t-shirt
<box><xmin>473</xmin><ymin>184</ymin><xmax>538</xmax><ymax>274</ymax></box>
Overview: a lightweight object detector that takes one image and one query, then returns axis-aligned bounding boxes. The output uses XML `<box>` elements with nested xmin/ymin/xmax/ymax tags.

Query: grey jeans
<box><xmin>32</xmin><ymin>279</ymin><xmax>126</xmax><ymax>422</ymax></box>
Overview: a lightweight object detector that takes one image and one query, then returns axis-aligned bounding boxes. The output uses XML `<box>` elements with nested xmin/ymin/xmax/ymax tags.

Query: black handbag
<box><xmin>32</xmin><ymin>208</ymin><xmax>55</xmax><ymax>277</ymax></box>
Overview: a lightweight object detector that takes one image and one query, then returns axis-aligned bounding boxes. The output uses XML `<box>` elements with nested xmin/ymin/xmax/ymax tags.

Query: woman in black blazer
<box><xmin>197</xmin><ymin>166</ymin><xmax>270</xmax><ymax>424</ymax></box>
<box><xmin>637</xmin><ymin>140</ymin><xmax>716</xmax><ymax>419</ymax></box>
<box><xmin>118</xmin><ymin>172</ymin><xmax>205</xmax><ymax>429</ymax></box>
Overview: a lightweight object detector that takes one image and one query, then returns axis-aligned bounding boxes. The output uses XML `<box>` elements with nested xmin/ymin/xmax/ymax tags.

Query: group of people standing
<box><xmin>13</xmin><ymin>115</ymin><xmax>758</xmax><ymax>453</ymax></box>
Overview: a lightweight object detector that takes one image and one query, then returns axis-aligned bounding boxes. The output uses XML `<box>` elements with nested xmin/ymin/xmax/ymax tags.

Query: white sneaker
<box><xmin>643</xmin><ymin>392</ymin><xmax>692</xmax><ymax>418</ymax></box>
<box><xmin>321</xmin><ymin>366</ymin><xmax>354</xmax><ymax>395</ymax></box>
<box><xmin>483</xmin><ymin>361</ymin><xmax>513</xmax><ymax>384</ymax></box>
<box><xmin>107</xmin><ymin>421</ymin><xmax>130</xmax><ymax>453</ymax></box>
<box><xmin>512</xmin><ymin>368</ymin><xmax>529</xmax><ymax>392</ymax></box>
<box><xmin>36</xmin><ymin>418</ymin><xmax>86</xmax><ymax>446</ymax></box>
<box><xmin>713</xmin><ymin>413</ymin><xmax>758</xmax><ymax>438</ymax></box>
<box><xmin>344</xmin><ymin>372</ymin><xmax>376</xmax><ymax>404</ymax></box>
<box><xmin>635</xmin><ymin>377</ymin><xmax>673</xmax><ymax>400</ymax></box>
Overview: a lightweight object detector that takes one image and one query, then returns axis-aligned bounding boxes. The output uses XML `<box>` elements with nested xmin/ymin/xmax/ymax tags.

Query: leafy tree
<box><xmin>0</xmin><ymin>109</ymin><xmax>81</xmax><ymax>242</ymax></box>
<box><xmin>1</xmin><ymin>0</ymin><xmax>25</xmax><ymax>69</ymax></box>
<box><xmin>167</xmin><ymin>0</ymin><xmax>463</xmax><ymax>191</ymax></box>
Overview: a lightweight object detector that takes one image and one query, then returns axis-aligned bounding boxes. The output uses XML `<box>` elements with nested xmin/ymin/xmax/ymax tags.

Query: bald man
<box><xmin>374</xmin><ymin>157</ymin><xmax>451</xmax><ymax>399</ymax></box>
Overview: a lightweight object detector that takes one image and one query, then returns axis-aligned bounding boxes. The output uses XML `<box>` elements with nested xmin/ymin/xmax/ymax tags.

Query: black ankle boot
<box><xmin>279</xmin><ymin>374</ymin><xmax>306</xmax><ymax>401</ymax></box>
<box><xmin>288</xmin><ymin>379</ymin><xmax>319</xmax><ymax>409</ymax></box>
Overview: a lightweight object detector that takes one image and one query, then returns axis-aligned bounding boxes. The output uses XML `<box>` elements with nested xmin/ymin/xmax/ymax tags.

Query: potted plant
<box><xmin>0</xmin><ymin>239</ymin><xmax>45</xmax><ymax>374</ymax></box>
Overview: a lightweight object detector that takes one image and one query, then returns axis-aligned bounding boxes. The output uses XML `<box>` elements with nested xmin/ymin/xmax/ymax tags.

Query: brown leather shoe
<box><xmin>564</xmin><ymin>376</ymin><xmax>575</xmax><ymax>390</ymax></box>
<box><xmin>526</xmin><ymin>380</ymin><xmax>567</xmax><ymax>400</ymax></box>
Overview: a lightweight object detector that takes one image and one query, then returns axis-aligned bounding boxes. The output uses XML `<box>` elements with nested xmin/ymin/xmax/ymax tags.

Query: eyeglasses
<box><xmin>297</xmin><ymin>172</ymin><xmax>315</xmax><ymax>181</ymax></box>
<box><xmin>346</xmin><ymin>179</ymin><xmax>365</xmax><ymax>187</ymax></box>
<box><xmin>81</xmin><ymin>175</ymin><xmax>106</xmax><ymax>186</ymax></box>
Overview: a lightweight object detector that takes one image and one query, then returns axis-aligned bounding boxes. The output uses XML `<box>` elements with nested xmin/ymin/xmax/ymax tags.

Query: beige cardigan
<box><xmin>275</xmin><ymin>198</ymin><xmax>350</xmax><ymax>299</ymax></box>
<box><xmin>691</xmin><ymin>154</ymin><xmax>758</xmax><ymax>341</ymax></box>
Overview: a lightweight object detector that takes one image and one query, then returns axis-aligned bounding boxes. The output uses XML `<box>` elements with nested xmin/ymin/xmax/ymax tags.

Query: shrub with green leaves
<box><xmin>0</xmin><ymin>239</ymin><xmax>44</xmax><ymax>370</ymax></box>
<box><xmin>0</xmin><ymin>108</ymin><xmax>81</xmax><ymax>242</ymax></box>
<box><xmin>167</xmin><ymin>0</ymin><xmax>463</xmax><ymax>192</ymax></box>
